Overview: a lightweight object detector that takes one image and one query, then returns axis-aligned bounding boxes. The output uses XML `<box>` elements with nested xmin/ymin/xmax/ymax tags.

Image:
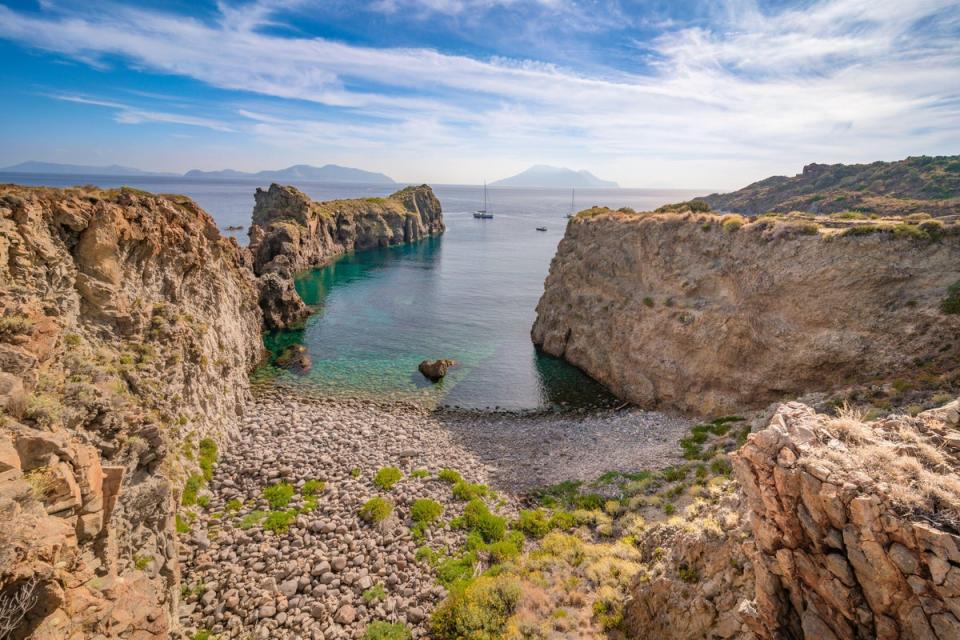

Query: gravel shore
<box><xmin>178</xmin><ymin>389</ymin><xmax>691</xmax><ymax>639</ymax></box>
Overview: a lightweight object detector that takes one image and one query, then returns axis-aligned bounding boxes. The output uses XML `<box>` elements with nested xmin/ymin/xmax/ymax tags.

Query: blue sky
<box><xmin>0</xmin><ymin>0</ymin><xmax>958</xmax><ymax>188</ymax></box>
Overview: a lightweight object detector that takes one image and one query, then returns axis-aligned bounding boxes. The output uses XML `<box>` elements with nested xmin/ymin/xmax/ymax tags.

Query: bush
<box><xmin>363</xmin><ymin>621</ymin><xmax>411</xmax><ymax>640</ymax></box>
<box><xmin>438</xmin><ymin>468</ymin><xmax>462</xmax><ymax>484</ymax></box>
<box><xmin>226</xmin><ymin>498</ymin><xmax>242</xmax><ymax>512</ymax></box>
<box><xmin>263</xmin><ymin>482</ymin><xmax>295</xmax><ymax>509</ymax></box>
<box><xmin>410</xmin><ymin>469</ymin><xmax>431</xmax><ymax>479</ymax></box>
<box><xmin>263</xmin><ymin>510</ymin><xmax>297</xmax><ymax>534</ymax></box>
<box><xmin>721</xmin><ymin>214</ymin><xmax>745</xmax><ymax>232</ymax></box>
<box><xmin>461</xmin><ymin>499</ymin><xmax>506</xmax><ymax>542</ymax></box>
<box><xmin>182</xmin><ymin>474</ymin><xmax>203</xmax><ymax>506</ymax></box>
<box><xmin>516</xmin><ymin>509</ymin><xmax>551</xmax><ymax>538</ymax></box>
<box><xmin>239</xmin><ymin>510</ymin><xmax>267</xmax><ymax>530</ymax></box>
<box><xmin>411</xmin><ymin>498</ymin><xmax>444</xmax><ymax>526</ymax></box>
<box><xmin>430</xmin><ymin>576</ymin><xmax>521</xmax><ymax>639</ymax></box>
<box><xmin>198</xmin><ymin>438</ymin><xmax>217</xmax><ymax>481</ymax></box>
<box><xmin>374</xmin><ymin>467</ymin><xmax>403</xmax><ymax>490</ymax></box>
<box><xmin>436</xmin><ymin>551</ymin><xmax>478</xmax><ymax>587</ymax></box>
<box><xmin>452</xmin><ymin>481</ymin><xmax>488</xmax><ymax>501</ymax></box>
<box><xmin>362</xmin><ymin>584</ymin><xmax>387</xmax><ymax>603</ymax></box>
<box><xmin>0</xmin><ymin>314</ymin><xmax>31</xmax><ymax>340</ymax></box>
<box><xmin>942</xmin><ymin>281</ymin><xmax>960</xmax><ymax>315</ymax></box>
<box><xmin>655</xmin><ymin>200</ymin><xmax>710</xmax><ymax>213</ymax></box>
<box><xmin>360</xmin><ymin>497</ymin><xmax>393</xmax><ymax>524</ymax></box>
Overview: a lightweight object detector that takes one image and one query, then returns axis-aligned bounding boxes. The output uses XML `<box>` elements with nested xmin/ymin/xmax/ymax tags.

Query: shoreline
<box><xmin>177</xmin><ymin>385</ymin><xmax>692</xmax><ymax>638</ymax></box>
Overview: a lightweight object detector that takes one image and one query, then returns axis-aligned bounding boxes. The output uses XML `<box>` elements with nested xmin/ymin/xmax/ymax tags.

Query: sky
<box><xmin>0</xmin><ymin>0</ymin><xmax>958</xmax><ymax>188</ymax></box>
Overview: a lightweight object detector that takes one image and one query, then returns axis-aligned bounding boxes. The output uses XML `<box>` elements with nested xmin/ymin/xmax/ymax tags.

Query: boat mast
<box><xmin>484</xmin><ymin>180</ymin><xmax>488</xmax><ymax>213</ymax></box>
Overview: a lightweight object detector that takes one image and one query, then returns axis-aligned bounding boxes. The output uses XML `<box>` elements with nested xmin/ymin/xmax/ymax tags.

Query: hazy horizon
<box><xmin>0</xmin><ymin>1</ymin><xmax>958</xmax><ymax>189</ymax></box>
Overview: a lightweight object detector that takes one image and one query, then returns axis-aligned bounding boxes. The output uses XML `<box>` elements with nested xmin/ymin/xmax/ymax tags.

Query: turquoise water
<box><xmin>2</xmin><ymin>173</ymin><xmax>704</xmax><ymax>409</ymax></box>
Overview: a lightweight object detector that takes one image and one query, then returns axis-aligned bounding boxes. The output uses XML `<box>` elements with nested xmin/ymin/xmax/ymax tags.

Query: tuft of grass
<box><xmin>374</xmin><ymin>467</ymin><xmax>403</xmax><ymax>490</ymax></box>
<box><xmin>642</xmin><ymin>297</ymin><xmax>654</xmax><ymax>308</ymax></box>
<box><xmin>438</xmin><ymin>468</ymin><xmax>462</xmax><ymax>484</ymax></box>
<box><xmin>175</xmin><ymin>514</ymin><xmax>191</xmax><ymax>534</ymax></box>
<box><xmin>452</xmin><ymin>481</ymin><xmax>488</xmax><ymax>501</ymax></box>
<box><xmin>302</xmin><ymin>479</ymin><xmax>325</xmax><ymax>496</ymax></box>
<box><xmin>456</xmin><ymin>499</ymin><xmax>506</xmax><ymax>543</ymax></box>
<box><xmin>515</xmin><ymin>509</ymin><xmax>552</xmax><ymax>538</ymax></box>
<box><xmin>360</xmin><ymin>497</ymin><xmax>394</xmax><ymax>524</ymax></box>
<box><xmin>0</xmin><ymin>314</ymin><xmax>31</xmax><ymax>340</ymax></box>
<box><xmin>263</xmin><ymin>510</ymin><xmax>297</xmax><ymax>534</ymax></box>
<box><xmin>182</xmin><ymin>474</ymin><xmax>204</xmax><ymax>507</ymax></box>
<box><xmin>225</xmin><ymin>498</ymin><xmax>242</xmax><ymax>512</ymax></box>
<box><xmin>721</xmin><ymin>214</ymin><xmax>745</xmax><ymax>232</ymax></box>
<box><xmin>678</xmin><ymin>564</ymin><xmax>699</xmax><ymax>583</ymax></box>
<box><xmin>198</xmin><ymin>438</ymin><xmax>217</xmax><ymax>481</ymax></box>
<box><xmin>239</xmin><ymin>510</ymin><xmax>267</xmax><ymax>530</ymax></box>
<box><xmin>351</xmin><ymin>468</ymin><xmax>362</xmax><ymax>478</ymax></box>
<box><xmin>363</xmin><ymin>584</ymin><xmax>387</xmax><ymax>603</ymax></box>
<box><xmin>363</xmin><ymin>622</ymin><xmax>411</xmax><ymax>640</ymax></box>
<box><xmin>410</xmin><ymin>469</ymin><xmax>431</xmax><ymax>479</ymax></box>
<box><xmin>263</xmin><ymin>482</ymin><xmax>295</xmax><ymax>509</ymax></box>
<box><xmin>411</xmin><ymin>498</ymin><xmax>444</xmax><ymax>529</ymax></box>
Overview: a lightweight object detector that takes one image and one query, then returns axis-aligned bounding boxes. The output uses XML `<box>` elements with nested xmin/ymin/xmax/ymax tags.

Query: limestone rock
<box><xmin>418</xmin><ymin>359</ymin><xmax>457</xmax><ymax>381</ymax></box>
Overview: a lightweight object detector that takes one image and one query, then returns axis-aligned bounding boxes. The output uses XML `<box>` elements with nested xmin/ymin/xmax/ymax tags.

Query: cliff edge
<box><xmin>0</xmin><ymin>186</ymin><xmax>262</xmax><ymax>638</ymax></box>
<box><xmin>248</xmin><ymin>183</ymin><xmax>444</xmax><ymax>329</ymax></box>
<box><xmin>532</xmin><ymin>209</ymin><xmax>960</xmax><ymax>415</ymax></box>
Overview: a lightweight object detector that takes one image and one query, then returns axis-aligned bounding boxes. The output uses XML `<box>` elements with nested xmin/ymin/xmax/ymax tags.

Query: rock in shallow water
<box><xmin>418</xmin><ymin>359</ymin><xmax>457</xmax><ymax>381</ymax></box>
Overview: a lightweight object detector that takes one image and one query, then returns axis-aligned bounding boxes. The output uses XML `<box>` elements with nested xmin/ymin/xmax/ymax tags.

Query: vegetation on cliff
<box><xmin>699</xmin><ymin>155</ymin><xmax>960</xmax><ymax>217</ymax></box>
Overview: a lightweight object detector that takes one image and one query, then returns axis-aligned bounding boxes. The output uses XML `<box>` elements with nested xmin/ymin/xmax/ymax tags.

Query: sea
<box><xmin>1</xmin><ymin>173</ymin><xmax>706</xmax><ymax>410</ymax></box>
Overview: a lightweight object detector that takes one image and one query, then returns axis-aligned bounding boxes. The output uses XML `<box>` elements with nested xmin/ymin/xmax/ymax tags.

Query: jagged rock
<box><xmin>418</xmin><ymin>359</ymin><xmax>456</xmax><ymax>381</ymax></box>
<box><xmin>0</xmin><ymin>185</ymin><xmax>263</xmax><ymax>638</ymax></box>
<box><xmin>532</xmin><ymin>211</ymin><xmax>960</xmax><ymax>414</ymax></box>
<box><xmin>247</xmin><ymin>183</ymin><xmax>444</xmax><ymax>328</ymax></box>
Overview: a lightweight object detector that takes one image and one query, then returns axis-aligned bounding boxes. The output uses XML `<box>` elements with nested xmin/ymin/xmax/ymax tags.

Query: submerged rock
<box><xmin>418</xmin><ymin>359</ymin><xmax>456</xmax><ymax>381</ymax></box>
<box><xmin>276</xmin><ymin>344</ymin><xmax>312</xmax><ymax>373</ymax></box>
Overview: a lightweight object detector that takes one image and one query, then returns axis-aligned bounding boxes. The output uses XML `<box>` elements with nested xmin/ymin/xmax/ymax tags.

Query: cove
<box><xmin>256</xmin><ymin>210</ymin><xmax>618</xmax><ymax>410</ymax></box>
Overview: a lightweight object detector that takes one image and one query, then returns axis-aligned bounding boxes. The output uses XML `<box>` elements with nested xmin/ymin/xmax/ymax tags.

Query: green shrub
<box><xmin>893</xmin><ymin>222</ymin><xmax>931</xmax><ymax>240</ymax></box>
<box><xmin>198</xmin><ymin>438</ymin><xmax>217</xmax><ymax>481</ymax></box>
<box><xmin>430</xmin><ymin>576</ymin><xmax>521</xmax><ymax>639</ymax></box>
<box><xmin>239</xmin><ymin>510</ymin><xmax>267</xmax><ymax>530</ymax></box>
<box><xmin>655</xmin><ymin>200</ymin><xmax>710</xmax><ymax>213</ymax></box>
<box><xmin>452</xmin><ymin>481</ymin><xmax>488</xmax><ymax>501</ymax></box>
<box><xmin>642</xmin><ymin>297</ymin><xmax>654</xmax><ymax>308</ymax></box>
<box><xmin>942</xmin><ymin>281</ymin><xmax>960</xmax><ymax>314</ymax></box>
<box><xmin>0</xmin><ymin>314</ymin><xmax>31</xmax><ymax>340</ymax></box>
<box><xmin>678</xmin><ymin>564</ymin><xmax>699</xmax><ymax>583</ymax></box>
<box><xmin>360</xmin><ymin>497</ymin><xmax>393</xmax><ymax>524</ymax></box>
<box><xmin>175</xmin><ymin>514</ymin><xmax>191</xmax><ymax>534</ymax></box>
<box><xmin>486</xmin><ymin>538</ymin><xmax>522</xmax><ymax>562</ymax></box>
<box><xmin>362</xmin><ymin>584</ymin><xmax>387</xmax><ymax>603</ymax></box>
<box><xmin>436</xmin><ymin>551</ymin><xmax>478</xmax><ymax>587</ymax></box>
<box><xmin>548</xmin><ymin>510</ymin><xmax>576</xmax><ymax>531</ymax></box>
<box><xmin>660</xmin><ymin>466</ymin><xmax>689</xmax><ymax>482</ymax></box>
<box><xmin>721</xmin><ymin>214</ymin><xmax>745</xmax><ymax>232</ymax></box>
<box><xmin>363</xmin><ymin>621</ymin><xmax>411</xmax><ymax>640</ymax></box>
<box><xmin>460</xmin><ymin>499</ymin><xmax>506</xmax><ymax>542</ymax></box>
<box><xmin>438</xmin><ymin>468</ymin><xmax>462</xmax><ymax>484</ymax></box>
<box><xmin>516</xmin><ymin>509</ymin><xmax>552</xmax><ymax>538</ymax></box>
<box><xmin>302</xmin><ymin>479</ymin><xmax>325</xmax><ymax>496</ymax></box>
<box><xmin>226</xmin><ymin>498</ymin><xmax>242</xmax><ymax>512</ymax></box>
<box><xmin>410</xmin><ymin>469</ymin><xmax>431</xmax><ymax>479</ymax></box>
<box><xmin>263</xmin><ymin>482</ymin><xmax>295</xmax><ymax>509</ymax></box>
<box><xmin>182</xmin><ymin>474</ymin><xmax>203</xmax><ymax>506</ymax></box>
<box><xmin>351</xmin><ymin>468</ymin><xmax>362</xmax><ymax>478</ymax></box>
<box><xmin>411</xmin><ymin>498</ymin><xmax>444</xmax><ymax>527</ymax></box>
<box><xmin>192</xmin><ymin>631</ymin><xmax>212</xmax><ymax>640</ymax></box>
<box><xmin>24</xmin><ymin>393</ymin><xmax>61</xmax><ymax>427</ymax></box>
<box><xmin>263</xmin><ymin>510</ymin><xmax>297</xmax><ymax>534</ymax></box>
<box><xmin>374</xmin><ymin>467</ymin><xmax>403</xmax><ymax>490</ymax></box>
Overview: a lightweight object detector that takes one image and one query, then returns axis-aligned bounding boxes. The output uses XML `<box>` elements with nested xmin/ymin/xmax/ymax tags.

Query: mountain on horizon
<box><xmin>491</xmin><ymin>165</ymin><xmax>619</xmax><ymax>188</ymax></box>
<box><xmin>0</xmin><ymin>161</ymin><xmax>175</xmax><ymax>176</ymax></box>
<box><xmin>184</xmin><ymin>164</ymin><xmax>395</xmax><ymax>184</ymax></box>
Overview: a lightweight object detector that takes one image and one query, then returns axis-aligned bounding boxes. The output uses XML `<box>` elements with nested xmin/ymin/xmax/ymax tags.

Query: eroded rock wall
<box><xmin>248</xmin><ymin>183</ymin><xmax>444</xmax><ymax>328</ymax></box>
<box><xmin>732</xmin><ymin>400</ymin><xmax>960</xmax><ymax>639</ymax></box>
<box><xmin>532</xmin><ymin>210</ymin><xmax>960</xmax><ymax>414</ymax></box>
<box><xmin>0</xmin><ymin>185</ymin><xmax>262</xmax><ymax>638</ymax></box>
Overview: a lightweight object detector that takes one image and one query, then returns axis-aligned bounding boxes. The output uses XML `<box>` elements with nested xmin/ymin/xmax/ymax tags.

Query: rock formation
<box><xmin>248</xmin><ymin>184</ymin><xmax>444</xmax><ymax>329</ymax></box>
<box><xmin>732</xmin><ymin>400</ymin><xmax>960</xmax><ymax>639</ymax></box>
<box><xmin>0</xmin><ymin>186</ymin><xmax>262</xmax><ymax>637</ymax></box>
<box><xmin>532</xmin><ymin>209</ymin><xmax>960</xmax><ymax>414</ymax></box>
<box><xmin>418</xmin><ymin>359</ymin><xmax>456</xmax><ymax>382</ymax></box>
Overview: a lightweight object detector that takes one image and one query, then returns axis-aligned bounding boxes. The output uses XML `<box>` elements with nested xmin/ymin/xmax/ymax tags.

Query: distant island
<box><xmin>491</xmin><ymin>165</ymin><xmax>619</xmax><ymax>188</ymax></box>
<box><xmin>0</xmin><ymin>161</ymin><xmax>176</xmax><ymax>176</ymax></box>
<box><xmin>184</xmin><ymin>164</ymin><xmax>395</xmax><ymax>184</ymax></box>
<box><xmin>0</xmin><ymin>161</ymin><xmax>396</xmax><ymax>185</ymax></box>
<box><xmin>700</xmin><ymin>155</ymin><xmax>959</xmax><ymax>217</ymax></box>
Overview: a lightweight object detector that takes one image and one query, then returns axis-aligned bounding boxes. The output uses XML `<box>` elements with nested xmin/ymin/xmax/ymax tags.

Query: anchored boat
<box><xmin>474</xmin><ymin>181</ymin><xmax>493</xmax><ymax>219</ymax></box>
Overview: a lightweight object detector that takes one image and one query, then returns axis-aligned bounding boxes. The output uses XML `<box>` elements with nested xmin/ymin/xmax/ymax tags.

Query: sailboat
<box><xmin>473</xmin><ymin>181</ymin><xmax>493</xmax><ymax>219</ymax></box>
<box><xmin>566</xmin><ymin>188</ymin><xmax>576</xmax><ymax>218</ymax></box>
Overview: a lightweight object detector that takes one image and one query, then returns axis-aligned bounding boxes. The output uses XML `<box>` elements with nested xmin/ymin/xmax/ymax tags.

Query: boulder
<box><xmin>418</xmin><ymin>359</ymin><xmax>457</xmax><ymax>381</ymax></box>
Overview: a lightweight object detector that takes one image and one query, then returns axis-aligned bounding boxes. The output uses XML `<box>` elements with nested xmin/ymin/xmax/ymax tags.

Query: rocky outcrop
<box><xmin>532</xmin><ymin>210</ymin><xmax>960</xmax><ymax>414</ymax></box>
<box><xmin>0</xmin><ymin>186</ymin><xmax>262</xmax><ymax>637</ymax></box>
<box><xmin>249</xmin><ymin>184</ymin><xmax>444</xmax><ymax>328</ymax></box>
<box><xmin>418</xmin><ymin>359</ymin><xmax>456</xmax><ymax>382</ymax></box>
<box><xmin>700</xmin><ymin>155</ymin><xmax>960</xmax><ymax>217</ymax></box>
<box><xmin>732</xmin><ymin>400</ymin><xmax>960</xmax><ymax>639</ymax></box>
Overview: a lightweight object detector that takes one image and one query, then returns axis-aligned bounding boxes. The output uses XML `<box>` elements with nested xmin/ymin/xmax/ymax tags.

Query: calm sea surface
<box><xmin>1</xmin><ymin>173</ymin><xmax>705</xmax><ymax>409</ymax></box>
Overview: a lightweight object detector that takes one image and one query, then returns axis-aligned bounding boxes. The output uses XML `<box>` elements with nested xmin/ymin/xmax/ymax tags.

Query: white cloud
<box><xmin>0</xmin><ymin>0</ymin><xmax>958</xmax><ymax>186</ymax></box>
<box><xmin>48</xmin><ymin>94</ymin><xmax>237</xmax><ymax>132</ymax></box>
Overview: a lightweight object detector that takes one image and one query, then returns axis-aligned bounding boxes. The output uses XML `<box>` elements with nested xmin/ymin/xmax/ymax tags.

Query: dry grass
<box><xmin>819</xmin><ymin>405</ymin><xmax>960</xmax><ymax>528</ymax></box>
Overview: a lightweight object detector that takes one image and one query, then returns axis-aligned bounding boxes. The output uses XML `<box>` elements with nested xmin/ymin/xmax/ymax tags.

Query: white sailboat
<box><xmin>566</xmin><ymin>187</ymin><xmax>576</xmax><ymax>218</ymax></box>
<box><xmin>473</xmin><ymin>181</ymin><xmax>493</xmax><ymax>219</ymax></box>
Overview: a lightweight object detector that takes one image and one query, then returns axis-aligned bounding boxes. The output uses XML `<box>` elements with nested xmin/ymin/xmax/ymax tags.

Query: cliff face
<box><xmin>733</xmin><ymin>400</ymin><xmax>960</xmax><ymax>639</ymax></box>
<box><xmin>0</xmin><ymin>186</ymin><xmax>262</xmax><ymax>638</ymax></box>
<box><xmin>248</xmin><ymin>184</ymin><xmax>444</xmax><ymax>328</ymax></box>
<box><xmin>700</xmin><ymin>155</ymin><xmax>960</xmax><ymax>217</ymax></box>
<box><xmin>532</xmin><ymin>210</ymin><xmax>960</xmax><ymax>415</ymax></box>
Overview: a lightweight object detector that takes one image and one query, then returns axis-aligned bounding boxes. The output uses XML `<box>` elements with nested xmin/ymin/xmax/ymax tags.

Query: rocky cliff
<box><xmin>700</xmin><ymin>155</ymin><xmax>960</xmax><ymax>217</ymax></box>
<box><xmin>0</xmin><ymin>185</ymin><xmax>262</xmax><ymax>638</ymax></box>
<box><xmin>248</xmin><ymin>184</ymin><xmax>444</xmax><ymax>329</ymax></box>
<box><xmin>532</xmin><ymin>209</ymin><xmax>960</xmax><ymax>415</ymax></box>
<box><xmin>732</xmin><ymin>399</ymin><xmax>960</xmax><ymax>639</ymax></box>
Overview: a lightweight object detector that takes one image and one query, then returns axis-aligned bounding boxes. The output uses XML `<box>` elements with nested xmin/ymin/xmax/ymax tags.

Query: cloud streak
<box><xmin>0</xmin><ymin>0</ymin><xmax>958</xmax><ymax>185</ymax></box>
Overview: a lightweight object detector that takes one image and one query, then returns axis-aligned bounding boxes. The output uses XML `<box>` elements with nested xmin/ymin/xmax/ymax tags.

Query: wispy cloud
<box><xmin>0</xmin><ymin>0</ymin><xmax>958</xmax><ymax>185</ymax></box>
<box><xmin>47</xmin><ymin>94</ymin><xmax>237</xmax><ymax>132</ymax></box>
